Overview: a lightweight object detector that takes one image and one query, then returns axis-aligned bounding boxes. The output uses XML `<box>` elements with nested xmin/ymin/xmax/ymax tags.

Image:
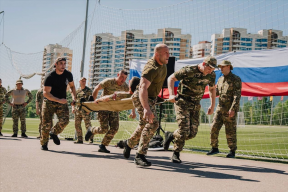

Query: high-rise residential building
<box><xmin>192</xmin><ymin>41</ymin><xmax>211</xmax><ymax>59</ymax></box>
<box><xmin>41</xmin><ymin>44</ymin><xmax>73</xmax><ymax>83</ymax></box>
<box><xmin>211</xmin><ymin>28</ymin><xmax>288</xmax><ymax>56</ymax></box>
<box><xmin>89</xmin><ymin>28</ymin><xmax>191</xmax><ymax>88</ymax></box>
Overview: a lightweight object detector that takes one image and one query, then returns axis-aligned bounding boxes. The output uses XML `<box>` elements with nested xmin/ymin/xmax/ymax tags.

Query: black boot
<box><xmin>0</xmin><ymin>132</ymin><xmax>3</xmax><ymax>136</ymax></box>
<box><xmin>85</xmin><ymin>127</ymin><xmax>93</xmax><ymax>141</ymax></box>
<box><xmin>226</xmin><ymin>150</ymin><xmax>235</xmax><ymax>158</ymax></box>
<box><xmin>123</xmin><ymin>140</ymin><xmax>131</xmax><ymax>159</ymax></box>
<box><xmin>11</xmin><ymin>133</ymin><xmax>17</xmax><ymax>137</ymax></box>
<box><xmin>21</xmin><ymin>132</ymin><xmax>28</xmax><ymax>138</ymax></box>
<box><xmin>98</xmin><ymin>144</ymin><xmax>110</xmax><ymax>153</ymax></box>
<box><xmin>89</xmin><ymin>135</ymin><xmax>94</xmax><ymax>144</ymax></box>
<box><xmin>74</xmin><ymin>140</ymin><xmax>83</xmax><ymax>144</ymax></box>
<box><xmin>163</xmin><ymin>131</ymin><xmax>174</xmax><ymax>151</ymax></box>
<box><xmin>134</xmin><ymin>153</ymin><xmax>151</xmax><ymax>167</ymax></box>
<box><xmin>49</xmin><ymin>132</ymin><xmax>60</xmax><ymax>145</ymax></box>
<box><xmin>207</xmin><ymin>148</ymin><xmax>219</xmax><ymax>155</ymax></box>
<box><xmin>171</xmin><ymin>151</ymin><xmax>182</xmax><ymax>163</ymax></box>
<box><xmin>41</xmin><ymin>143</ymin><xmax>48</xmax><ymax>151</ymax></box>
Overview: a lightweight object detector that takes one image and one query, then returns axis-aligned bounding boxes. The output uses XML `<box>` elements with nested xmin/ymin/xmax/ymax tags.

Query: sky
<box><xmin>0</xmin><ymin>0</ymin><xmax>288</xmax><ymax>90</ymax></box>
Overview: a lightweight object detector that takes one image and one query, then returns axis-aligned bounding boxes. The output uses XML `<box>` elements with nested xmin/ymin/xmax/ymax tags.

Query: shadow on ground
<box><xmin>47</xmin><ymin>148</ymin><xmax>288</xmax><ymax>182</ymax></box>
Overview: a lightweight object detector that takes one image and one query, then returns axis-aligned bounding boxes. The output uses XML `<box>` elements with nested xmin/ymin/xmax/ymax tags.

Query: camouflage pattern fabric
<box><xmin>75</xmin><ymin>86</ymin><xmax>92</xmax><ymax>142</ymax></box>
<box><xmin>90</xmin><ymin>78</ymin><xmax>129</xmax><ymax>146</ymax></box>
<box><xmin>174</xmin><ymin>65</ymin><xmax>215</xmax><ymax>102</ymax></box>
<box><xmin>210</xmin><ymin>72</ymin><xmax>242</xmax><ymax>151</ymax></box>
<box><xmin>91</xmin><ymin>111</ymin><xmax>119</xmax><ymax>146</ymax></box>
<box><xmin>36</xmin><ymin>88</ymin><xmax>44</xmax><ymax>132</ymax></box>
<box><xmin>75</xmin><ymin>86</ymin><xmax>92</xmax><ymax>111</ymax></box>
<box><xmin>12</xmin><ymin>105</ymin><xmax>26</xmax><ymax>133</ymax></box>
<box><xmin>5</xmin><ymin>88</ymin><xmax>32</xmax><ymax>134</ymax></box>
<box><xmin>0</xmin><ymin>86</ymin><xmax>7</xmax><ymax>132</ymax></box>
<box><xmin>100</xmin><ymin>78</ymin><xmax>129</xmax><ymax>97</ymax></box>
<box><xmin>173</xmin><ymin>98</ymin><xmax>201</xmax><ymax>152</ymax></box>
<box><xmin>127</xmin><ymin>91</ymin><xmax>158</xmax><ymax>155</ymax></box>
<box><xmin>75</xmin><ymin>110</ymin><xmax>92</xmax><ymax>142</ymax></box>
<box><xmin>40</xmin><ymin>99</ymin><xmax>69</xmax><ymax>145</ymax></box>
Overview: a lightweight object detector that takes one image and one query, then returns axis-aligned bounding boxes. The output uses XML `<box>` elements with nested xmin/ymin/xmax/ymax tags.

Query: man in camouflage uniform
<box><xmin>122</xmin><ymin>44</ymin><xmax>169</xmax><ymax>167</ymax></box>
<box><xmin>41</xmin><ymin>57</ymin><xmax>76</xmax><ymax>150</ymax></box>
<box><xmin>164</xmin><ymin>56</ymin><xmax>217</xmax><ymax>163</ymax></box>
<box><xmin>85</xmin><ymin>70</ymin><xmax>129</xmax><ymax>153</ymax></box>
<box><xmin>36</xmin><ymin>86</ymin><xmax>44</xmax><ymax>139</ymax></box>
<box><xmin>73</xmin><ymin>77</ymin><xmax>93</xmax><ymax>144</ymax></box>
<box><xmin>5</xmin><ymin>79</ymin><xmax>33</xmax><ymax>138</ymax></box>
<box><xmin>207</xmin><ymin>60</ymin><xmax>242</xmax><ymax>158</ymax></box>
<box><xmin>0</xmin><ymin>78</ymin><xmax>7</xmax><ymax>136</ymax></box>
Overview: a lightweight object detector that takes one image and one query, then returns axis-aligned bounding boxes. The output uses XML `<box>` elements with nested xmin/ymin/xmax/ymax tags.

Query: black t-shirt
<box><xmin>44</xmin><ymin>69</ymin><xmax>73</xmax><ymax>99</ymax></box>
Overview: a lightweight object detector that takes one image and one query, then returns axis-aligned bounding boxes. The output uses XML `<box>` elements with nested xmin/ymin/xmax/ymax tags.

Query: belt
<box><xmin>44</xmin><ymin>99</ymin><xmax>59</xmax><ymax>104</ymax></box>
<box><xmin>14</xmin><ymin>104</ymin><xmax>24</xmax><ymax>107</ymax></box>
<box><xmin>148</xmin><ymin>97</ymin><xmax>157</xmax><ymax>100</ymax></box>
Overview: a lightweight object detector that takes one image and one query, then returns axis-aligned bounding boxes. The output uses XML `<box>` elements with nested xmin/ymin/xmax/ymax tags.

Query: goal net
<box><xmin>0</xmin><ymin>0</ymin><xmax>287</xmax><ymax>161</ymax></box>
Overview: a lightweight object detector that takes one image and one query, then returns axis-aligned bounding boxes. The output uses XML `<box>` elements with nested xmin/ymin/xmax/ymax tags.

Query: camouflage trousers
<box><xmin>210</xmin><ymin>107</ymin><xmax>237</xmax><ymax>151</ymax></box>
<box><xmin>38</xmin><ymin>108</ymin><xmax>53</xmax><ymax>136</ymax></box>
<box><xmin>75</xmin><ymin>109</ymin><xmax>93</xmax><ymax>142</ymax></box>
<box><xmin>40</xmin><ymin>99</ymin><xmax>69</xmax><ymax>146</ymax></box>
<box><xmin>91</xmin><ymin>111</ymin><xmax>119</xmax><ymax>146</ymax></box>
<box><xmin>127</xmin><ymin>96</ymin><xmax>158</xmax><ymax>155</ymax></box>
<box><xmin>173</xmin><ymin>99</ymin><xmax>201</xmax><ymax>152</ymax></box>
<box><xmin>0</xmin><ymin>105</ymin><xmax>3</xmax><ymax>132</ymax></box>
<box><xmin>12</xmin><ymin>105</ymin><xmax>26</xmax><ymax>133</ymax></box>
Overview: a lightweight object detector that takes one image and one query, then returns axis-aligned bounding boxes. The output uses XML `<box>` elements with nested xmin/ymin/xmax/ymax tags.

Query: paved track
<box><xmin>0</xmin><ymin>135</ymin><xmax>287</xmax><ymax>192</ymax></box>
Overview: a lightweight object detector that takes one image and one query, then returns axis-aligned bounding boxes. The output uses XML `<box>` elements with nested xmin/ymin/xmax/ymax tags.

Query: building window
<box><xmin>232</xmin><ymin>30</ymin><xmax>241</xmax><ymax>40</ymax></box>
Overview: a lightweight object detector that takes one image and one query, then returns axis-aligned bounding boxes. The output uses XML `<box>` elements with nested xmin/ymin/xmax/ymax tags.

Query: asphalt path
<box><xmin>0</xmin><ymin>134</ymin><xmax>287</xmax><ymax>192</ymax></box>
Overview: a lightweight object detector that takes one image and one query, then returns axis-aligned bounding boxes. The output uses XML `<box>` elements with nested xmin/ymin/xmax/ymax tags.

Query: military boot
<box><xmin>89</xmin><ymin>135</ymin><xmax>94</xmax><ymax>144</ymax></box>
<box><xmin>226</xmin><ymin>150</ymin><xmax>235</xmax><ymax>158</ymax></box>
<box><xmin>163</xmin><ymin>131</ymin><xmax>174</xmax><ymax>151</ymax></box>
<box><xmin>171</xmin><ymin>151</ymin><xmax>182</xmax><ymax>163</ymax></box>
<box><xmin>207</xmin><ymin>148</ymin><xmax>219</xmax><ymax>155</ymax></box>
<box><xmin>11</xmin><ymin>133</ymin><xmax>17</xmax><ymax>137</ymax></box>
<box><xmin>134</xmin><ymin>153</ymin><xmax>151</xmax><ymax>167</ymax></box>
<box><xmin>49</xmin><ymin>132</ymin><xmax>60</xmax><ymax>145</ymax></box>
<box><xmin>21</xmin><ymin>132</ymin><xmax>28</xmax><ymax>138</ymax></box>
<box><xmin>123</xmin><ymin>140</ymin><xmax>131</xmax><ymax>159</ymax></box>
<box><xmin>41</xmin><ymin>143</ymin><xmax>48</xmax><ymax>151</ymax></box>
<box><xmin>74</xmin><ymin>140</ymin><xmax>83</xmax><ymax>144</ymax></box>
<box><xmin>85</xmin><ymin>126</ymin><xmax>93</xmax><ymax>141</ymax></box>
<box><xmin>0</xmin><ymin>132</ymin><xmax>3</xmax><ymax>136</ymax></box>
<box><xmin>98</xmin><ymin>144</ymin><xmax>110</xmax><ymax>153</ymax></box>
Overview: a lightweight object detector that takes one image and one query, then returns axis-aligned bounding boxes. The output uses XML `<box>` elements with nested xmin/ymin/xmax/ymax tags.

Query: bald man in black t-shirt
<box><xmin>40</xmin><ymin>57</ymin><xmax>76</xmax><ymax>150</ymax></box>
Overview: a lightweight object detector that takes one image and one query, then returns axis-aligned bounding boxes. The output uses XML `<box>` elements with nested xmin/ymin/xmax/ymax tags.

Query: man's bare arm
<box><xmin>92</xmin><ymin>84</ymin><xmax>103</xmax><ymax>100</ymax></box>
<box><xmin>43</xmin><ymin>86</ymin><xmax>67</xmax><ymax>104</ymax></box>
<box><xmin>167</xmin><ymin>74</ymin><xmax>178</xmax><ymax>103</ymax></box>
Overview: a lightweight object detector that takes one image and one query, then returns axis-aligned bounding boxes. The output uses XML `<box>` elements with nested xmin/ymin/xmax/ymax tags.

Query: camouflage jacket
<box><xmin>0</xmin><ymin>86</ymin><xmax>7</xmax><ymax>105</ymax></box>
<box><xmin>174</xmin><ymin>65</ymin><xmax>216</xmax><ymax>102</ymax></box>
<box><xmin>100</xmin><ymin>78</ymin><xmax>129</xmax><ymax>97</ymax></box>
<box><xmin>5</xmin><ymin>87</ymin><xmax>33</xmax><ymax>105</ymax></box>
<box><xmin>36</xmin><ymin>88</ymin><xmax>44</xmax><ymax>109</ymax></box>
<box><xmin>75</xmin><ymin>86</ymin><xmax>92</xmax><ymax>111</ymax></box>
<box><xmin>216</xmin><ymin>72</ymin><xmax>242</xmax><ymax>112</ymax></box>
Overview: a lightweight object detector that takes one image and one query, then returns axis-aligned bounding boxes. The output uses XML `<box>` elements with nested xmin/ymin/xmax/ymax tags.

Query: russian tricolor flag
<box><xmin>129</xmin><ymin>48</ymin><xmax>288</xmax><ymax>99</ymax></box>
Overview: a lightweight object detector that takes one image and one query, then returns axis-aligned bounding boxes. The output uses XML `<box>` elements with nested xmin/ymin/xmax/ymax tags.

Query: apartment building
<box><xmin>211</xmin><ymin>28</ymin><xmax>288</xmax><ymax>56</ymax></box>
<box><xmin>89</xmin><ymin>28</ymin><xmax>191</xmax><ymax>88</ymax></box>
<box><xmin>192</xmin><ymin>41</ymin><xmax>211</xmax><ymax>59</ymax></box>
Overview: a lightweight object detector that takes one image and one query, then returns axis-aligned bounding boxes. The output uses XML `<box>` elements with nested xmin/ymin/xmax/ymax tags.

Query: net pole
<box><xmin>80</xmin><ymin>0</ymin><xmax>89</xmax><ymax>77</ymax></box>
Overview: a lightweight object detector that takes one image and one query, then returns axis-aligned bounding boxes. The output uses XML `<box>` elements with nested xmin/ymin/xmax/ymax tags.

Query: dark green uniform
<box><xmin>127</xmin><ymin>59</ymin><xmax>167</xmax><ymax>155</ymax></box>
<box><xmin>210</xmin><ymin>72</ymin><xmax>242</xmax><ymax>151</ymax></box>
<box><xmin>91</xmin><ymin>78</ymin><xmax>129</xmax><ymax>146</ymax></box>
<box><xmin>74</xmin><ymin>86</ymin><xmax>92</xmax><ymax>142</ymax></box>
<box><xmin>173</xmin><ymin>65</ymin><xmax>216</xmax><ymax>152</ymax></box>
<box><xmin>0</xmin><ymin>86</ymin><xmax>7</xmax><ymax>133</ymax></box>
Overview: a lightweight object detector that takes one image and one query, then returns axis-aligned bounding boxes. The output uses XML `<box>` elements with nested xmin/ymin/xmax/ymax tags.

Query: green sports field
<box><xmin>2</xmin><ymin>118</ymin><xmax>288</xmax><ymax>160</ymax></box>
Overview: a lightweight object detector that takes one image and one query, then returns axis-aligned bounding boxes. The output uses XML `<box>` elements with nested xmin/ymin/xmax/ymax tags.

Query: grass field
<box><xmin>2</xmin><ymin>118</ymin><xmax>288</xmax><ymax>160</ymax></box>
